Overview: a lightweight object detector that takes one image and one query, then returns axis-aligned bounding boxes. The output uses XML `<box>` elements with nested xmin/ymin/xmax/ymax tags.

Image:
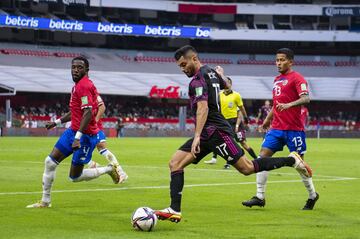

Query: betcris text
<box><xmin>97</xmin><ymin>23</ymin><xmax>133</xmax><ymax>34</ymax></box>
<box><xmin>196</xmin><ymin>28</ymin><xmax>210</xmax><ymax>38</ymax></box>
<box><xmin>144</xmin><ymin>26</ymin><xmax>181</xmax><ymax>37</ymax></box>
<box><xmin>49</xmin><ymin>19</ymin><xmax>83</xmax><ymax>31</ymax></box>
<box><xmin>5</xmin><ymin>15</ymin><xmax>39</xmax><ymax>28</ymax></box>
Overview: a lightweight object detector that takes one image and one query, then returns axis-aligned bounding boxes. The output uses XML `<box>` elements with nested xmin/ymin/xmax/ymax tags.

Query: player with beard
<box><xmin>154</xmin><ymin>45</ymin><xmax>313</xmax><ymax>222</ymax></box>
<box><xmin>204</xmin><ymin>77</ymin><xmax>257</xmax><ymax>169</ymax></box>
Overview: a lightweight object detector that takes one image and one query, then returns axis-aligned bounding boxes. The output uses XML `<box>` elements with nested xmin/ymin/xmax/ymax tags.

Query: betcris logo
<box><xmin>0</xmin><ymin>14</ymin><xmax>211</xmax><ymax>39</ymax></box>
<box><xmin>4</xmin><ymin>15</ymin><xmax>39</xmax><ymax>28</ymax></box>
<box><xmin>97</xmin><ymin>22</ymin><xmax>133</xmax><ymax>34</ymax></box>
<box><xmin>144</xmin><ymin>25</ymin><xmax>181</xmax><ymax>37</ymax></box>
<box><xmin>49</xmin><ymin>19</ymin><xmax>83</xmax><ymax>31</ymax></box>
<box><xmin>196</xmin><ymin>28</ymin><xmax>210</xmax><ymax>38</ymax></box>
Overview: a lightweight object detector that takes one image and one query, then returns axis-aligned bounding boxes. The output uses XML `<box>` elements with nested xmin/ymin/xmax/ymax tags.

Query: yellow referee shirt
<box><xmin>220</xmin><ymin>90</ymin><xmax>243</xmax><ymax>119</ymax></box>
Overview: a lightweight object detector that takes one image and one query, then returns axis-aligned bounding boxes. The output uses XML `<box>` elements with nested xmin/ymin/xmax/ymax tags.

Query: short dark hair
<box><xmin>174</xmin><ymin>45</ymin><xmax>197</xmax><ymax>61</ymax></box>
<box><xmin>276</xmin><ymin>48</ymin><xmax>294</xmax><ymax>60</ymax></box>
<box><xmin>72</xmin><ymin>56</ymin><xmax>89</xmax><ymax>69</ymax></box>
<box><xmin>227</xmin><ymin>77</ymin><xmax>232</xmax><ymax>84</ymax></box>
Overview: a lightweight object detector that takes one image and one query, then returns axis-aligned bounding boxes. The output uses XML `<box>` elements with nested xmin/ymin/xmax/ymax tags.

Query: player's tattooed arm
<box><xmin>192</xmin><ymin>101</ymin><xmax>208</xmax><ymax>156</ymax></box>
<box><xmin>72</xmin><ymin>108</ymin><xmax>92</xmax><ymax>150</ymax></box>
<box><xmin>276</xmin><ymin>94</ymin><xmax>310</xmax><ymax>112</ymax></box>
<box><xmin>214</xmin><ymin>65</ymin><xmax>231</xmax><ymax>89</ymax></box>
<box><xmin>45</xmin><ymin>111</ymin><xmax>71</xmax><ymax>130</ymax></box>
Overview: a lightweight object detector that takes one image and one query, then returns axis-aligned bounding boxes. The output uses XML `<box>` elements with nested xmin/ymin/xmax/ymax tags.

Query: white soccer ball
<box><xmin>131</xmin><ymin>207</ymin><xmax>158</xmax><ymax>232</ymax></box>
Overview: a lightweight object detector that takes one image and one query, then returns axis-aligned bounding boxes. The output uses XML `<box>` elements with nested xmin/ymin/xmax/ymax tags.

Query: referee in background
<box><xmin>205</xmin><ymin>77</ymin><xmax>257</xmax><ymax>169</ymax></box>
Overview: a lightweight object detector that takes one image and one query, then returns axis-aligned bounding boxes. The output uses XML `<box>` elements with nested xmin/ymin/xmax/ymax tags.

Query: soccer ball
<box><xmin>131</xmin><ymin>207</ymin><xmax>158</xmax><ymax>232</ymax></box>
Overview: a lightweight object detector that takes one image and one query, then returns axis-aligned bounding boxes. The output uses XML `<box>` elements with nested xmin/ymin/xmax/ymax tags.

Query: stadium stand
<box><xmin>238</xmin><ymin>59</ymin><xmax>331</xmax><ymax>66</ymax></box>
<box><xmin>0</xmin><ymin>0</ymin><xmax>359</xmax><ymax>134</ymax></box>
<box><xmin>0</xmin><ymin>48</ymin><xmax>81</xmax><ymax>58</ymax></box>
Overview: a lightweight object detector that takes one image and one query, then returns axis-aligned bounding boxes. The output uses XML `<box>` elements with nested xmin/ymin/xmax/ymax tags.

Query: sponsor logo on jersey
<box><xmin>81</xmin><ymin>96</ymin><xmax>88</xmax><ymax>105</ymax></box>
<box><xmin>208</xmin><ymin>72</ymin><xmax>217</xmax><ymax>79</ymax></box>
<box><xmin>195</xmin><ymin>87</ymin><xmax>203</xmax><ymax>96</ymax></box>
<box><xmin>301</xmin><ymin>83</ymin><xmax>307</xmax><ymax>91</ymax></box>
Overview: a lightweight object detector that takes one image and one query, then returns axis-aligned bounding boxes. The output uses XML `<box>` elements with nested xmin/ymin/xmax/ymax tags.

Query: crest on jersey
<box><xmin>228</xmin><ymin>102</ymin><xmax>233</xmax><ymax>108</ymax></box>
<box><xmin>81</xmin><ymin>96</ymin><xmax>88</xmax><ymax>105</ymax></box>
<box><xmin>301</xmin><ymin>83</ymin><xmax>307</xmax><ymax>91</ymax></box>
<box><xmin>195</xmin><ymin>87</ymin><xmax>203</xmax><ymax>96</ymax></box>
<box><xmin>282</xmin><ymin>80</ymin><xmax>288</xmax><ymax>85</ymax></box>
<box><xmin>208</xmin><ymin>72</ymin><xmax>217</xmax><ymax>79</ymax></box>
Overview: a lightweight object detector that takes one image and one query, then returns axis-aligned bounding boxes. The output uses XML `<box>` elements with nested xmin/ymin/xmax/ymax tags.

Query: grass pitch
<box><xmin>0</xmin><ymin>137</ymin><xmax>359</xmax><ymax>239</ymax></box>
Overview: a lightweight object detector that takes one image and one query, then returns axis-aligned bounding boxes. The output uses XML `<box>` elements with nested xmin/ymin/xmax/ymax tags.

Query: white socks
<box><xmin>100</xmin><ymin>149</ymin><xmax>125</xmax><ymax>173</ymax></box>
<box><xmin>41</xmin><ymin>156</ymin><xmax>58</xmax><ymax>204</ymax></box>
<box><xmin>300</xmin><ymin>174</ymin><xmax>317</xmax><ymax>199</ymax></box>
<box><xmin>100</xmin><ymin>149</ymin><xmax>119</xmax><ymax>165</ymax></box>
<box><xmin>70</xmin><ymin>166</ymin><xmax>112</xmax><ymax>182</ymax></box>
<box><xmin>256</xmin><ymin>171</ymin><xmax>269</xmax><ymax>200</ymax></box>
<box><xmin>255</xmin><ymin>171</ymin><xmax>317</xmax><ymax>200</ymax></box>
<box><xmin>87</xmin><ymin>148</ymin><xmax>125</xmax><ymax>173</ymax></box>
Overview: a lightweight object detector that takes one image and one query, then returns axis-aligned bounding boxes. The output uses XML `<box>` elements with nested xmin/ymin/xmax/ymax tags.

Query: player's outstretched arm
<box><xmin>72</xmin><ymin>108</ymin><xmax>92</xmax><ymax>150</ymax></box>
<box><xmin>45</xmin><ymin>111</ymin><xmax>71</xmax><ymax>130</ymax></box>
<box><xmin>276</xmin><ymin>95</ymin><xmax>310</xmax><ymax>112</ymax></box>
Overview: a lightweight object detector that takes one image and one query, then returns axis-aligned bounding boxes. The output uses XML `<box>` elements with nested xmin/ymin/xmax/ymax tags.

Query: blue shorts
<box><xmin>54</xmin><ymin>128</ymin><xmax>98</xmax><ymax>166</ymax></box>
<box><xmin>262</xmin><ymin>129</ymin><xmax>307</xmax><ymax>155</ymax></box>
<box><xmin>96</xmin><ymin>130</ymin><xmax>106</xmax><ymax>144</ymax></box>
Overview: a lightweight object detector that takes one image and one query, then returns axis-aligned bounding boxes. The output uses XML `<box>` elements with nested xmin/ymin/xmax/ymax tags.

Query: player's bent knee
<box><xmin>234</xmin><ymin>161</ymin><xmax>254</xmax><ymax>176</ymax></box>
<box><xmin>45</xmin><ymin>156</ymin><xmax>58</xmax><ymax>170</ymax></box>
<box><xmin>97</xmin><ymin>142</ymin><xmax>106</xmax><ymax>152</ymax></box>
<box><xmin>241</xmin><ymin>169</ymin><xmax>253</xmax><ymax>176</ymax></box>
<box><xmin>169</xmin><ymin>159</ymin><xmax>181</xmax><ymax>171</ymax></box>
<box><xmin>237</xmin><ymin>167</ymin><xmax>252</xmax><ymax>176</ymax></box>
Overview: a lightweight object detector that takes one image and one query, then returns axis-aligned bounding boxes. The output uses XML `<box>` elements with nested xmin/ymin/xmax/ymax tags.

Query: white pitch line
<box><xmin>0</xmin><ymin>177</ymin><xmax>357</xmax><ymax>196</ymax></box>
<box><xmin>0</xmin><ymin>160</ymin><xmax>357</xmax><ymax>180</ymax></box>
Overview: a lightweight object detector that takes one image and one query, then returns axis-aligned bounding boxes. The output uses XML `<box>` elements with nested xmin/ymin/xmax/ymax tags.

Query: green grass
<box><xmin>0</xmin><ymin>137</ymin><xmax>359</xmax><ymax>239</ymax></box>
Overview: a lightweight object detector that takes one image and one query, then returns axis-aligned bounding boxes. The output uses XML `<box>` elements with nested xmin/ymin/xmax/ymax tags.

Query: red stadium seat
<box><xmin>237</xmin><ymin>59</ymin><xmax>330</xmax><ymax>67</ymax></box>
<box><xmin>335</xmin><ymin>61</ymin><xmax>358</xmax><ymax>67</ymax></box>
<box><xmin>0</xmin><ymin>48</ymin><xmax>77</xmax><ymax>58</ymax></box>
<box><xmin>132</xmin><ymin>55</ymin><xmax>232</xmax><ymax>64</ymax></box>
